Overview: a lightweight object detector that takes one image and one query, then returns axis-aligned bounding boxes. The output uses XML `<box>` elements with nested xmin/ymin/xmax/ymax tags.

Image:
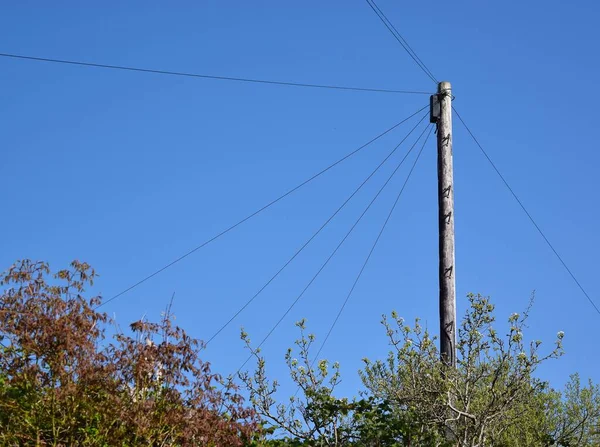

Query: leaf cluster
<box><xmin>0</xmin><ymin>259</ymin><xmax>259</xmax><ymax>446</ymax></box>
<box><xmin>244</xmin><ymin>294</ymin><xmax>600</xmax><ymax>447</ymax></box>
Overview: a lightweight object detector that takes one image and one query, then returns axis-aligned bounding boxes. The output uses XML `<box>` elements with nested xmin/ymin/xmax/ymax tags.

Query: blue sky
<box><xmin>1</xmin><ymin>1</ymin><xmax>598</xmax><ymax>399</ymax></box>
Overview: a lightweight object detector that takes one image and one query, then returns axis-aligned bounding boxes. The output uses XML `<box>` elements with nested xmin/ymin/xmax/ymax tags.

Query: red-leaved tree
<box><xmin>0</xmin><ymin>259</ymin><xmax>259</xmax><ymax>446</ymax></box>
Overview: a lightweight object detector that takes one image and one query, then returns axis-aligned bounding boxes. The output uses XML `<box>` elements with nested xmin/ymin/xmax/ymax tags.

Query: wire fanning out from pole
<box><xmin>234</xmin><ymin>117</ymin><xmax>431</xmax><ymax>376</ymax></box>
<box><xmin>312</xmin><ymin>125</ymin><xmax>434</xmax><ymax>362</ymax></box>
<box><xmin>453</xmin><ymin>107</ymin><xmax>600</xmax><ymax>316</ymax></box>
<box><xmin>205</xmin><ymin>111</ymin><xmax>428</xmax><ymax>346</ymax></box>
<box><xmin>365</xmin><ymin>0</ymin><xmax>438</xmax><ymax>84</ymax></box>
<box><xmin>280</xmin><ymin>125</ymin><xmax>434</xmax><ymax>412</ymax></box>
<box><xmin>99</xmin><ymin>106</ymin><xmax>429</xmax><ymax>308</ymax></box>
<box><xmin>0</xmin><ymin>52</ymin><xmax>431</xmax><ymax>95</ymax></box>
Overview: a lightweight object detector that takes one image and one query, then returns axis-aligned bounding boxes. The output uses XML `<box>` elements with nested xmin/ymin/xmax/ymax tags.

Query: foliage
<box><xmin>241</xmin><ymin>319</ymin><xmax>442</xmax><ymax>446</ymax></box>
<box><xmin>244</xmin><ymin>294</ymin><xmax>600</xmax><ymax>446</ymax></box>
<box><xmin>3</xmin><ymin>259</ymin><xmax>599</xmax><ymax>446</ymax></box>
<box><xmin>0</xmin><ymin>259</ymin><xmax>259</xmax><ymax>446</ymax></box>
<box><xmin>241</xmin><ymin>319</ymin><xmax>356</xmax><ymax>446</ymax></box>
<box><xmin>497</xmin><ymin>373</ymin><xmax>600</xmax><ymax>446</ymax></box>
<box><xmin>360</xmin><ymin>293</ymin><xmax>565</xmax><ymax>446</ymax></box>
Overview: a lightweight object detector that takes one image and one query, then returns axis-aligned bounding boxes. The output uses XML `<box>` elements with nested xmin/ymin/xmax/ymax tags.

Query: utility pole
<box><xmin>430</xmin><ymin>81</ymin><xmax>456</xmax><ymax>367</ymax></box>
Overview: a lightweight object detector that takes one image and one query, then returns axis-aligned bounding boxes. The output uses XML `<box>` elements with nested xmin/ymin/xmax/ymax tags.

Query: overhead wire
<box><xmin>364</xmin><ymin>0</ymin><xmax>597</xmax><ymax>317</ymax></box>
<box><xmin>365</xmin><ymin>0</ymin><xmax>438</xmax><ymax>84</ymax></box>
<box><xmin>453</xmin><ymin>106</ymin><xmax>600</xmax><ymax>316</ymax></box>
<box><xmin>99</xmin><ymin>105</ymin><xmax>429</xmax><ymax>308</ymax></box>
<box><xmin>312</xmin><ymin>125</ymin><xmax>434</xmax><ymax>363</ymax></box>
<box><xmin>205</xmin><ymin>110</ymin><xmax>428</xmax><ymax>346</ymax></box>
<box><xmin>0</xmin><ymin>52</ymin><xmax>431</xmax><ymax>95</ymax></box>
<box><xmin>234</xmin><ymin>115</ymin><xmax>431</xmax><ymax>376</ymax></box>
<box><xmin>281</xmin><ymin>125</ymin><xmax>434</xmax><ymax>411</ymax></box>
<box><xmin>363</xmin><ymin>0</ymin><xmax>599</xmax><ymax>319</ymax></box>
<box><xmin>367</xmin><ymin>0</ymin><xmax>437</xmax><ymax>83</ymax></box>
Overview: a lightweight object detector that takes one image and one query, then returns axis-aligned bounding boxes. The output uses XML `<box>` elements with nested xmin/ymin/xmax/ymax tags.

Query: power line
<box><xmin>313</xmin><ymin>125</ymin><xmax>434</xmax><ymax>362</ymax></box>
<box><xmin>453</xmin><ymin>106</ymin><xmax>600</xmax><ymax>316</ymax></box>
<box><xmin>99</xmin><ymin>105</ymin><xmax>429</xmax><ymax>308</ymax></box>
<box><xmin>205</xmin><ymin>112</ymin><xmax>429</xmax><ymax>346</ymax></box>
<box><xmin>282</xmin><ymin>125</ymin><xmax>433</xmax><ymax>412</ymax></box>
<box><xmin>365</xmin><ymin>0</ymin><xmax>438</xmax><ymax>84</ymax></box>
<box><xmin>0</xmin><ymin>52</ymin><xmax>431</xmax><ymax>95</ymax></box>
<box><xmin>368</xmin><ymin>0</ymin><xmax>438</xmax><ymax>83</ymax></box>
<box><xmin>235</xmin><ymin>118</ymin><xmax>431</xmax><ymax>375</ymax></box>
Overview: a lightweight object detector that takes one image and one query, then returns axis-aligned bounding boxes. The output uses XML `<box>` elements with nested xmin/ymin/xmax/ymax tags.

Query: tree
<box><xmin>241</xmin><ymin>319</ymin><xmax>356</xmax><ymax>446</ymax></box>
<box><xmin>360</xmin><ymin>293</ymin><xmax>564</xmax><ymax>446</ymax></box>
<box><xmin>240</xmin><ymin>319</ymin><xmax>442</xmax><ymax>446</ymax></box>
<box><xmin>0</xmin><ymin>259</ymin><xmax>259</xmax><ymax>446</ymax></box>
<box><xmin>497</xmin><ymin>373</ymin><xmax>600</xmax><ymax>446</ymax></box>
<box><xmin>244</xmin><ymin>293</ymin><xmax>600</xmax><ymax>446</ymax></box>
<box><xmin>5</xmin><ymin>259</ymin><xmax>597</xmax><ymax>446</ymax></box>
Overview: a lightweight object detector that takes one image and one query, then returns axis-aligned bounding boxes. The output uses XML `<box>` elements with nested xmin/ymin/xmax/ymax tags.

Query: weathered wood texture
<box><xmin>436</xmin><ymin>81</ymin><xmax>456</xmax><ymax>367</ymax></box>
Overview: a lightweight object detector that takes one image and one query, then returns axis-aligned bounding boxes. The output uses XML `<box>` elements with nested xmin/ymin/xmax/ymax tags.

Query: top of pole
<box><xmin>438</xmin><ymin>81</ymin><xmax>451</xmax><ymax>94</ymax></box>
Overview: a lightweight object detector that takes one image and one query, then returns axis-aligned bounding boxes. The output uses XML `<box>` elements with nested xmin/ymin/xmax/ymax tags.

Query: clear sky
<box><xmin>1</xmin><ymin>1</ymin><xmax>598</xmax><ymax>400</ymax></box>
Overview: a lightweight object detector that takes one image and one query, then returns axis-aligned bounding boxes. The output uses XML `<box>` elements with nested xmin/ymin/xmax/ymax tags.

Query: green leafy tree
<box><xmin>243</xmin><ymin>293</ymin><xmax>600</xmax><ymax>447</ymax></box>
<box><xmin>360</xmin><ymin>293</ymin><xmax>564</xmax><ymax>446</ymax></box>
<box><xmin>497</xmin><ymin>373</ymin><xmax>600</xmax><ymax>446</ymax></box>
<box><xmin>241</xmin><ymin>319</ymin><xmax>441</xmax><ymax>446</ymax></box>
<box><xmin>241</xmin><ymin>319</ymin><xmax>356</xmax><ymax>446</ymax></box>
<box><xmin>551</xmin><ymin>374</ymin><xmax>600</xmax><ymax>445</ymax></box>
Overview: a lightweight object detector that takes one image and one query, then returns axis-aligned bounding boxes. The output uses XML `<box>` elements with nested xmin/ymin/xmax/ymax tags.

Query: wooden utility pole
<box><xmin>431</xmin><ymin>81</ymin><xmax>456</xmax><ymax>367</ymax></box>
